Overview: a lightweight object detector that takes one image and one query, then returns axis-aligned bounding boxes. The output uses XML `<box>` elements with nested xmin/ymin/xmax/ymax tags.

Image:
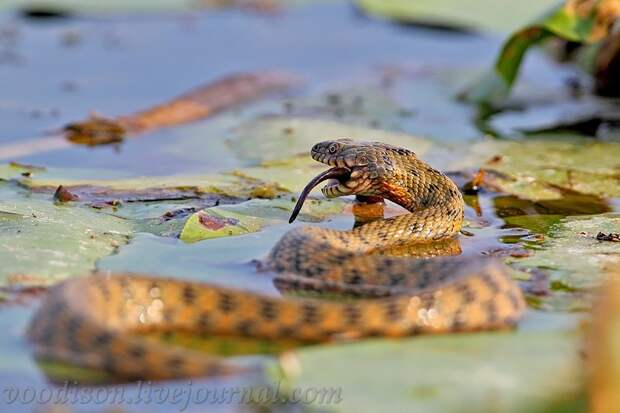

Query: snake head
<box><xmin>289</xmin><ymin>139</ymin><xmax>401</xmax><ymax>223</ymax></box>
<box><xmin>310</xmin><ymin>138</ymin><xmax>394</xmax><ymax>198</ymax></box>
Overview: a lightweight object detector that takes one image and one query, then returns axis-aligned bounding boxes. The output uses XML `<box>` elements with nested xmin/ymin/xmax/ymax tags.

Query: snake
<box><xmin>27</xmin><ymin>139</ymin><xmax>526</xmax><ymax>381</ymax></box>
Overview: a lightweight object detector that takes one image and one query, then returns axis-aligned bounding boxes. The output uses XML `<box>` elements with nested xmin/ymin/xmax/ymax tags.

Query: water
<box><xmin>0</xmin><ymin>2</ymin><xmax>602</xmax><ymax>412</ymax></box>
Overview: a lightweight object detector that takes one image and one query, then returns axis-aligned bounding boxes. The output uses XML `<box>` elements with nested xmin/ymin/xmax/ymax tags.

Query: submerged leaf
<box><xmin>279</xmin><ymin>330</ymin><xmax>581</xmax><ymax>413</ymax></box>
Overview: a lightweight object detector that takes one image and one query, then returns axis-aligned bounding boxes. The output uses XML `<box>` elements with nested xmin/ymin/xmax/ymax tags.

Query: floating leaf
<box><xmin>180</xmin><ymin>198</ymin><xmax>343</xmax><ymax>242</ymax></box>
<box><xmin>180</xmin><ymin>209</ymin><xmax>263</xmax><ymax>243</ymax></box>
<box><xmin>511</xmin><ymin>213</ymin><xmax>620</xmax><ymax>292</ymax></box>
<box><xmin>0</xmin><ymin>190</ymin><xmax>132</xmax><ymax>287</ymax></box>
<box><xmin>463</xmin><ymin>136</ymin><xmax>620</xmax><ymax>201</ymax></box>
<box><xmin>0</xmin><ymin>163</ymin><xmax>287</xmax><ymax>201</ymax></box>
<box><xmin>228</xmin><ymin>116</ymin><xmax>439</xmax><ymax>164</ymax></box>
<box><xmin>278</xmin><ymin>330</ymin><xmax>581</xmax><ymax>413</ymax></box>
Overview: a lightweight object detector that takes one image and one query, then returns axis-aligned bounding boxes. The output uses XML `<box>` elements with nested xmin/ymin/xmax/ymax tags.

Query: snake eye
<box><xmin>328</xmin><ymin>143</ymin><xmax>339</xmax><ymax>153</ymax></box>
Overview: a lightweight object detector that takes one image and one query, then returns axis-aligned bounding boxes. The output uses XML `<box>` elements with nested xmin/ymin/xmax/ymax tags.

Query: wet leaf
<box><xmin>180</xmin><ymin>208</ymin><xmax>263</xmax><ymax>242</ymax></box>
<box><xmin>1</xmin><ymin>164</ymin><xmax>287</xmax><ymax>201</ymax></box>
<box><xmin>278</xmin><ymin>330</ymin><xmax>581</xmax><ymax>413</ymax></box>
<box><xmin>180</xmin><ymin>198</ymin><xmax>343</xmax><ymax>242</ymax></box>
<box><xmin>465</xmin><ymin>136</ymin><xmax>620</xmax><ymax>201</ymax></box>
<box><xmin>0</xmin><ymin>190</ymin><xmax>132</xmax><ymax>287</ymax></box>
<box><xmin>511</xmin><ymin>213</ymin><xmax>620</xmax><ymax>292</ymax></box>
<box><xmin>228</xmin><ymin>115</ymin><xmax>438</xmax><ymax>164</ymax></box>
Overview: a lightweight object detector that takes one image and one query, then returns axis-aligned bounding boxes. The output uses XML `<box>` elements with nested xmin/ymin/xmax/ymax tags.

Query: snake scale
<box><xmin>27</xmin><ymin>139</ymin><xmax>526</xmax><ymax>381</ymax></box>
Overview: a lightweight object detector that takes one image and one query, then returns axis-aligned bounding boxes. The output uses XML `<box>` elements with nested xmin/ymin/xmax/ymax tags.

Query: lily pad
<box><xmin>180</xmin><ymin>208</ymin><xmax>264</xmax><ymax>243</ymax></box>
<box><xmin>511</xmin><ymin>213</ymin><xmax>620</xmax><ymax>291</ymax></box>
<box><xmin>180</xmin><ymin>198</ymin><xmax>344</xmax><ymax>242</ymax></box>
<box><xmin>227</xmin><ymin>116</ymin><xmax>439</xmax><ymax>164</ymax></box>
<box><xmin>464</xmin><ymin>136</ymin><xmax>620</xmax><ymax>201</ymax></box>
<box><xmin>0</xmin><ymin>163</ymin><xmax>287</xmax><ymax>201</ymax></box>
<box><xmin>278</xmin><ymin>329</ymin><xmax>581</xmax><ymax>413</ymax></box>
<box><xmin>0</xmin><ymin>188</ymin><xmax>132</xmax><ymax>287</ymax></box>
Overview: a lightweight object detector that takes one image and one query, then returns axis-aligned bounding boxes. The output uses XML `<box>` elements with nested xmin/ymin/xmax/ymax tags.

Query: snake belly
<box><xmin>27</xmin><ymin>139</ymin><xmax>526</xmax><ymax>381</ymax></box>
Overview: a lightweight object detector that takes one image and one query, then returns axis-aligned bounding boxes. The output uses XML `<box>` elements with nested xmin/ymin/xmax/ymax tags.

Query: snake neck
<box><xmin>381</xmin><ymin>157</ymin><xmax>464</xmax><ymax>217</ymax></box>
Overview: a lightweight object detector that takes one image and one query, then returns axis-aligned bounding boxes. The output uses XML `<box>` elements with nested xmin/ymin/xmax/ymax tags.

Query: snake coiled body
<box><xmin>27</xmin><ymin>140</ymin><xmax>526</xmax><ymax>381</ymax></box>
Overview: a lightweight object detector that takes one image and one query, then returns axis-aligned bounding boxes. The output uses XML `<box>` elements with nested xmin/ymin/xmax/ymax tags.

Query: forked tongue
<box><xmin>288</xmin><ymin>167</ymin><xmax>349</xmax><ymax>223</ymax></box>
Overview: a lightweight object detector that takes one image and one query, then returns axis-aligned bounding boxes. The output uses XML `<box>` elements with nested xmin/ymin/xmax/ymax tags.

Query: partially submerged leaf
<box><xmin>2</xmin><ymin>164</ymin><xmax>287</xmax><ymax>201</ymax></box>
<box><xmin>278</xmin><ymin>330</ymin><xmax>581</xmax><ymax>413</ymax></box>
<box><xmin>464</xmin><ymin>136</ymin><xmax>620</xmax><ymax>201</ymax></box>
<box><xmin>511</xmin><ymin>213</ymin><xmax>620</xmax><ymax>292</ymax></box>
<box><xmin>180</xmin><ymin>208</ymin><xmax>263</xmax><ymax>242</ymax></box>
<box><xmin>180</xmin><ymin>198</ymin><xmax>343</xmax><ymax>242</ymax></box>
<box><xmin>0</xmin><ymin>192</ymin><xmax>132</xmax><ymax>287</ymax></box>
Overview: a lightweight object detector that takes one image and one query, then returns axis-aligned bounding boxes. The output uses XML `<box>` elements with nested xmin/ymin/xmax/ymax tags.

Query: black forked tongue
<box><xmin>288</xmin><ymin>167</ymin><xmax>350</xmax><ymax>223</ymax></box>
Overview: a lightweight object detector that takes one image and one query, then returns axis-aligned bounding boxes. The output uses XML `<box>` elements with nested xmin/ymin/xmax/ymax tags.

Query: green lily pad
<box><xmin>180</xmin><ymin>198</ymin><xmax>344</xmax><ymax>242</ymax></box>
<box><xmin>0</xmin><ymin>163</ymin><xmax>286</xmax><ymax>200</ymax></box>
<box><xmin>0</xmin><ymin>188</ymin><xmax>132</xmax><ymax>287</ymax></box>
<box><xmin>464</xmin><ymin>136</ymin><xmax>620</xmax><ymax>201</ymax></box>
<box><xmin>180</xmin><ymin>208</ymin><xmax>264</xmax><ymax>243</ymax></box>
<box><xmin>278</xmin><ymin>329</ymin><xmax>581</xmax><ymax>413</ymax></box>
<box><xmin>511</xmin><ymin>213</ymin><xmax>620</xmax><ymax>291</ymax></box>
<box><xmin>227</xmin><ymin>116</ymin><xmax>439</xmax><ymax>164</ymax></box>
